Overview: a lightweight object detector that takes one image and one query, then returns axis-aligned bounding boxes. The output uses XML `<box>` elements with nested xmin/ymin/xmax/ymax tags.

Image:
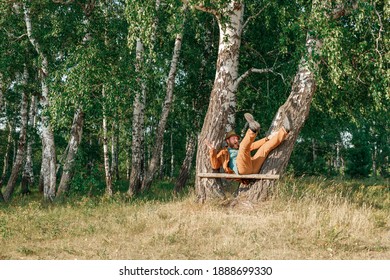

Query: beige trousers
<box><xmin>237</xmin><ymin>127</ymin><xmax>288</xmax><ymax>174</ymax></box>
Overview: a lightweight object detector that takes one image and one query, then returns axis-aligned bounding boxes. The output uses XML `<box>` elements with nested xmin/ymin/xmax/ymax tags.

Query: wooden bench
<box><xmin>197</xmin><ymin>173</ymin><xmax>280</xmax><ymax>180</ymax></box>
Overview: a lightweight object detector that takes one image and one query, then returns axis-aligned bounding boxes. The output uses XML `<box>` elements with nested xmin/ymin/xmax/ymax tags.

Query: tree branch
<box><xmin>235</xmin><ymin>67</ymin><xmax>272</xmax><ymax>87</ymax></box>
<box><xmin>2</xmin><ymin>28</ymin><xmax>27</xmax><ymax>41</ymax></box>
<box><xmin>373</xmin><ymin>3</ymin><xmax>384</xmax><ymax>61</ymax></box>
<box><xmin>181</xmin><ymin>0</ymin><xmax>218</xmax><ymax>16</ymax></box>
<box><xmin>242</xmin><ymin>3</ymin><xmax>270</xmax><ymax>30</ymax></box>
<box><xmin>52</xmin><ymin>0</ymin><xmax>75</xmax><ymax>4</ymax></box>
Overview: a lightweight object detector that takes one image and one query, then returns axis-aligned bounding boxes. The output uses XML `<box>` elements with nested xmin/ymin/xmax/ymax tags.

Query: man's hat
<box><xmin>225</xmin><ymin>130</ymin><xmax>240</xmax><ymax>140</ymax></box>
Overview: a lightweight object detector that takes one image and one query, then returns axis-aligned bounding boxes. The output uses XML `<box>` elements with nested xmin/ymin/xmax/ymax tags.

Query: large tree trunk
<box><xmin>57</xmin><ymin>109</ymin><xmax>84</xmax><ymax>197</ymax></box>
<box><xmin>195</xmin><ymin>1</ymin><xmax>244</xmax><ymax>202</ymax></box>
<box><xmin>3</xmin><ymin>67</ymin><xmax>29</xmax><ymax>201</ymax></box>
<box><xmin>21</xmin><ymin>94</ymin><xmax>37</xmax><ymax>194</ymax></box>
<box><xmin>142</xmin><ymin>30</ymin><xmax>184</xmax><ymax>192</ymax></box>
<box><xmin>174</xmin><ymin>133</ymin><xmax>197</xmax><ymax>195</ymax></box>
<box><xmin>235</xmin><ymin>1</ymin><xmax>346</xmax><ymax>203</ymax></box>
<box><xmin>236</xmin><ymin>47</ymin><xmax>318</xmax><ymax>202</ymax></box>
<box><xmin>128</xmin><ymin>39</ymin><xmax>146</xmax><ymax>197</ymax></box>
<box><xmin>24</xmin><ymin>2</ymin><xmax>57</xmax><ymax>201</ymax></box>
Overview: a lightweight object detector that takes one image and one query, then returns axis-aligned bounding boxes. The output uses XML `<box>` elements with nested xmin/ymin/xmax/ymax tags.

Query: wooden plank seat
<box><xmin>197</xmin><ymin>173</ymin><xmax>280</xmax><ymax>180</ymax></box>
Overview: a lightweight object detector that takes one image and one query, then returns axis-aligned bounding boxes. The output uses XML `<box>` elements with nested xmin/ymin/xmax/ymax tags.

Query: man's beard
<box><xmin>229</xmin><ymin>143</ymin><xmax>239</xmax><ymax>149</ymax></box>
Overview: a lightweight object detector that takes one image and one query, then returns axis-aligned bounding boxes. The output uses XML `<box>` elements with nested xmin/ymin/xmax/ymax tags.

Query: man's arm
<box><xmin>205</xmin><ymin>139</ymin><xmax>223</xmax><ymax>170</ymax></box>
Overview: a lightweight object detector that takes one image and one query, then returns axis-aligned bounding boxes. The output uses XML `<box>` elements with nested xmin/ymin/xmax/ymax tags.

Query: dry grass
<box><xmin>0</xmin><ymin>177</ymin><xmax>389</xmax><ymax>260</ymax></box>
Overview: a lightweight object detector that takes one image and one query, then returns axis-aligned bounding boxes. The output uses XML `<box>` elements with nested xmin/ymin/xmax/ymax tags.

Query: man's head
<box><xmin>225</xmin><ymin>130</ymin><xmax>240</xmax><ymax>149</ymax></box>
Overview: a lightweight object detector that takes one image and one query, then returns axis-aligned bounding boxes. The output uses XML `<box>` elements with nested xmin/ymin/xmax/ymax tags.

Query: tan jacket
<box><xmin>208</xmin><ymin>137</ymin><xmax>268</xmax><ymax>174</ymax></box>
<box><xmin>209</xmin><ymin>147</ymin><xmax>234</xmax><ymax>174</ymax></box>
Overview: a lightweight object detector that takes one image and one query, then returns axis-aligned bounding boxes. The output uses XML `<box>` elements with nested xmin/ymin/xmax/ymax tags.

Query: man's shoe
<box><xmin>283</xmin><ymin>115</ymin><xmax>292</xmax><ymax>133</ymax></box>
<box><xmin>244</xmin><ymin>113</ymin><xmax>260</xmax><ymax>133</ymax></box>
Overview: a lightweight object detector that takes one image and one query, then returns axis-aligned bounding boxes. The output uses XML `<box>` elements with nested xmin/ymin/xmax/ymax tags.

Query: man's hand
<box><xmin>204</xmin><ymin>139</ymin><xmax>215</xmax><ymax>150</ymax></box>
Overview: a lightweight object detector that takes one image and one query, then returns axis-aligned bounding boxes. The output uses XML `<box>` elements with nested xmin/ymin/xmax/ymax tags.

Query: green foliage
<box><xmin>68</xmin><ymin>143</ymin><xmax>105</xmax><ymax>196</ymax></box>
<box><xmin>0</xmin><ymin>0</ymin><xmax>389</xmax><ymax>203</ymax></box>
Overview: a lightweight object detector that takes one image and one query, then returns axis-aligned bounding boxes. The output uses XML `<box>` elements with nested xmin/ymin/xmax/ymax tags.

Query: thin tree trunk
<box><xmin>3</xmin><ymin>67</ymin><xmax>29</xmax><ymax>201</ymax></box>
<box><xmin>159</xmin><ymin>141</ymin><xmax>164</xmax><ymax>179</ymax></box>
<box><xmin>0</xmin><ymin>73</ymin><xmax>4</xmax><ymax>114</ymax></box>
<box><xmin>126</xmin><ymin>142</ymin><xmax>130</xmax><ymax>180</ymax></box>
<box><xmin>0</xmin><ymin>122</ymin><xmax>13</xmax><ymax>188</ymax></box>
<box><xmin>128</xmin><ymin>39</ymin><xmax>146</xmax><ymax>197</ymax></box>
<box><xmin>174</xmin><ymin>133</ymin><xmax>197</xmax><ymax>195</ymax></box>
<box><xmin>56</xmin><ymin>4</ymin><xmax>96</xmax><ymax>197</ymax></box>
<box><xmin>142</xmin><ymin>29</ymin><xmax>184</xmax><ymax>192</ymax></box>
<box><xmin>195</xmin><ymin>1</ymin><xmax>244</xmax><ymax>202</ymax></box>
<box><xmin>111</xmin><ymin>119</ymin><xmax>119</xmax><ymax>181</ymax></box>
<box><xmin>312</xmin><ymin>139</ymin><xmax>317</xmax><ymax>161</ymax></box>
<box><xmin>102</xmin><ymin>86</ymin><xmax>113</xmax><ymax>196</ymax></box>
<box><xmin>24</xmin><ymin>2</ymin><xmax>56</xmax><ymax>201</ymax></box>
<box><xmin>336</xmin><ymin>142</ymin><xmax>341</xmax><ymax>173</ymax></box>
<box><xmin>170</xmin><ymin>131</ymin><xmax>174</xmax><ymax>178</ymax></box>
<box><xmin>21</xmin><ymin>94</ymin><xmax>37</xmax><ymax>194</ymax></box>
<box><xmin>128</xmin><ymin>0</ymin><xmax>163</xmax><ymax>196</ymax></box>
<box><xmin>372</xmin><ymin>144</ymin><xmax>377</xmax><ymax>177</ymax></box>
<box><xmin>57</xmin><ymin>109</ymin><xmax>85</xmax><ymax>197</ymax></box>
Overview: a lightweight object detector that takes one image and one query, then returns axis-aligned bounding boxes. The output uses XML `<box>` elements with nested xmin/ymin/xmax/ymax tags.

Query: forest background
<box><xmin>0</xmin><ymin>0</ymin><xmax>388</xmax><ymax>260</ymax></box>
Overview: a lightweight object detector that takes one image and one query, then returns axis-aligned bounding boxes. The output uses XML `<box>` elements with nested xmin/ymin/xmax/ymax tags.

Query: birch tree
<box><xmin>187</xmin><ymin>1</ymin><xmax>275</xmax><ymax>201</ymax></box>
<box><xmin>142</xmin><ymin>6</ymin><xmax>186</xmax><ymax>192</ymax></box>
<box><xmin>21</xmin><ymin>94</ymin><xmax>37</xmax><ymax>194</ymax></box>
<box><xmin>185</xmin><ymin>0</ymin><xmax>244</xmax><ymax>202</ymax></box>
<box><xmin>126</xmin><ymin>0</ymin><xmax>160</xmax><ymax>196</ymax></box>
<box><xmin>236</xmin><ymin>1</ymin><xmax>363</xmax><ymax>203</ymax></box>
<box><xmin>3</xmin><ymin>67</ymin><xmax>29</xmax><ymax>201</ymax></box>
<box><xmin>23</xmin><ymin>1</ymin><xmax>57</xmax><ymax>200</ymax></box>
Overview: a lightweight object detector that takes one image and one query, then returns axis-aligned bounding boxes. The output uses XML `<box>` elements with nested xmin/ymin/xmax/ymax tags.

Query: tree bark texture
<box><xmin>128</xmin><ymin>39</ymin><xmax>146</xmax><ymax>197</ymax></box>
<box><xmin>0</xmin><ymin>122</ymin><xmax>13</xmax><ymax>189</ymax></box>
<box><xmin>235</xmin><ymin>36</ymin><xmax>321</xmax><ymax>203</ymax></box>
<box><xmin>142</xmin><ymin>30</ymin><xmax>183</xmax><ymax>192</ymax></box>
<box><xmin>24</xmin><ymin>2</ymin><xmax>57</xmax><ymax>201</ymax></box>
<box><xmin>111</xmin><ymin>120</ymin><xmax>120</xmax><ymax>181</ymax></box>
<box><xmin>234</xmin><ymin>1</ymin><xmax>352</xmax><ymax>203</ymax></box>
<box><xmin>102</xmin><ymin>86</ymin><xmax>113</xmax><ymax>196</ymax></box>
<box><xmin>21</xmin><ymin>94</ymin><xmax>37</xmax><ymax>194</ymax></box>
<box><xmin>3</xmin><ymin>68</ymin><xmax>29</xmax><ymax>201</ymax></box>
<box><xmin>57</xmin><ymin>109</ymin><xmax>85</xmax><ymax>196</ymax></box>
<box><xmin>0</xmin><ymin>73</ymin><xmax>4</xmax><ymax>114</ymax></box>
<box><xmin>174</xmin><ymin>133</ymin><xmax>197</xmax><ymax>195</ymax></box>
<box><xmin>195</xmin><ymin>1</ymin><xmax>244</xmax><ymax>203</ymax></box>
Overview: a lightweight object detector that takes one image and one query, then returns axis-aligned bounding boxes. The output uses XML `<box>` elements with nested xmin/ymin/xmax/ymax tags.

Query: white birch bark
<box><xmin>0</xmin><ymin>73</ymin><xmax>4</xmax><ymax>113</ymax></box>
<box><xmin>236</xmin><ymin>1</ymin><xmax>349</xmax><ymax>203</ymax></box>
<box><xmin>170</xmin><ymin>131</ymin><xmax>174</xmax><ymax>178</ymax></box>
<box><xmin>21</xmin><ymin>94</ymin><xmax>37</xmax><ymax>194</ymax></box>
<box><xmin>142</xmin><ymin>29</ymin><xmax>184</xmax><ymax>192</ymax></box>
<box><xmin>128</xmin><ymin>39</ymin><xmax>146</xmax><ymax>197</ymax></box>
<box><xmin>24</xmin><ymin>2</ymin><xmax>57</xmax><ymax>201</ymax></box>
<box><xmin>195</xmin><ymin>1</ymin><xmax>244</xmax><ymax>202</ymax></box>
<box><xmin>111</xmin><ymin>120</ymin><xmax>119</xmax><ymax>181</ymax></box>
<box><xmin>57</xmin><ymin>3</ymin><xmax>97</xmax><ymax>197</ymax></box>
<box><xmin>102</xmin><ymin>86</ymin><xmax>113</xmax><ymax>196</ymax></box>
<box><xmin>0</xmin><ymin>121</ymin><xmax>12</xmax><ymax>189</ymax></box>
<box><xmin>3</xmin><ymin>67</ymin><xmax>29</xmax><ymax>201</ymax></box>
<box><xmin>57</xmin><ymin>109</ymin><xmax>84</xmax><ymax>196</ymax></box>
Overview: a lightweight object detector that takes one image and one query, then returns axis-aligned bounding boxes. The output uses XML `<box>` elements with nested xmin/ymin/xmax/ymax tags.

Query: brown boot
<box><xmin>244</xmin><ymin>113</ymin><xmax>260</xmax><ymax>133</ymax></box>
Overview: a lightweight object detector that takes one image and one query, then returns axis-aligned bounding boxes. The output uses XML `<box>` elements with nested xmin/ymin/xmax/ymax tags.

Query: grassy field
<box><xmin>0</xmin><ymin>177</ymin><xmax>389</xmax><ymax>260</ymax></box>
